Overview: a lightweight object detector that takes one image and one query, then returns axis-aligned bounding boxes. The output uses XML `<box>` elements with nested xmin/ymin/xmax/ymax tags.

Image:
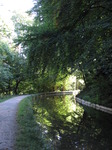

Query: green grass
<box><xmin>78</xmin><ymin>88</ymin><xmax>99</xmax><ymax>104</ymax></box>
<box><xmin>15</xmin><ymin>96</ymin><xmax>50</xmax><ymax>150</ymax></box>
<box><xmin>77</xmin><ymin>85</ymin><xmax>112</xmax><ymax>108</ymax></box>
<box><xmin>0</xmin><ymin>95</ymin><xmax>15</xmax><ymax>103</ymax></box>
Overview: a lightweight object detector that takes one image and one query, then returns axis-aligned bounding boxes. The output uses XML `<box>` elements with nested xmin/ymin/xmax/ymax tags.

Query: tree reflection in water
<box><xmin>33</xmin><ymin>95</ymin><xmax>112</xmax><ymax>150</ymax></box>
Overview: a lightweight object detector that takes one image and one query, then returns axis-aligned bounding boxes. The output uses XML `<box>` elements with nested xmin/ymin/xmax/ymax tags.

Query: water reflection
<box><xmin>33</xmin><ymin>95</ymin><xmax>112</xmax><ymax>150</ymax></box>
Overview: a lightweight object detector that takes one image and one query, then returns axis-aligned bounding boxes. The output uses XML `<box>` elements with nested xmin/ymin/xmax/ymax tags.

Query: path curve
<box><xmin>0</xmin><ymin>95</ymin><xmax>28</xmax><ymax>150</ymax></box>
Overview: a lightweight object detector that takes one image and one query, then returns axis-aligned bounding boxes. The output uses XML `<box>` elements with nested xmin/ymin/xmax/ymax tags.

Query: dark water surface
<box><xmin>33</xmin><ymin>95</ymin><xmax>112</xmax><ymax>150</ymax></box>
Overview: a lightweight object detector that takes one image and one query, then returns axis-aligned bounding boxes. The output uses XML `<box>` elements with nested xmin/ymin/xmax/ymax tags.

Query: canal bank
<box><xmin>33</xmin><ymin>91</ymin><xmax>112</xmax><ymax>115</ymax></box>
<box><xmin>76</xmin><ymin>97</ymin><xmax>112</xmax><ymax>115</ymax></box>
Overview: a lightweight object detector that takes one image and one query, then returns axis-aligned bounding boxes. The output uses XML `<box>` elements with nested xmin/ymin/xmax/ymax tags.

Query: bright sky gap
<box><xmin>0</xmin><ymin>0</ymin><xmax>34</xmax><ymax>26</ymax></box>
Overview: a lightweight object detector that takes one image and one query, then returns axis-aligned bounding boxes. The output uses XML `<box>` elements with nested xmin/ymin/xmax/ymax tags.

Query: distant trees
<box><xmin>0</xmin><ymin>42</ymin><xmax>12</xmax><ymax>94</ymax></box>
<box><xmin>0</xmin><ymin>42</ymin><xmax>27</xmax><ymax>95</ymax></box>
<box><xmin>0</xmin><ymin>17</ymin><xmax>11</xmax><ymax>41</ymax></box>
<box><xmin>0</xmin><ymin>17</ymin><xmax>29</xmax><ymax>95</ymax></box>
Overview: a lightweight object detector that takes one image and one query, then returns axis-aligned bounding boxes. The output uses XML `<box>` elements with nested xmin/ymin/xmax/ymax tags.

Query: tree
<box><xmin>14</xmin><ymin>0</ymin><xmax>112</xmax><ymax>105</ymax></box>
<box><xmin>0</xmin><ymin>41</ymin><xmax>13</xmax><ymax>94</ymax></box>
<box><xmin>0</xmin><ymin>17</ymin><xmax>12</xmax><ymax>44</ymax></box>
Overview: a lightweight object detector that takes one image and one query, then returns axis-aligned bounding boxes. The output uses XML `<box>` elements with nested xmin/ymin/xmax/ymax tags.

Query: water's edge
<box><xmin>76</xmin><ymin>97</ymin><xmax>112</xmax><ymax>114</ymax></box>
<box><xmin>32</xmin><ymin>91</ymin><xmax>112</xmax><ymax>114</ymax></box>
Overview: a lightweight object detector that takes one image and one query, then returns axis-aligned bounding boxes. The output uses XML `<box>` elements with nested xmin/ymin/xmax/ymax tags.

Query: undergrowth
<box><xmin>78</xmin><ymin>84</ymin><xmax>112</xmax><ymax>108</ymax></box>
<box><xmin>0</xmin><ymin>95</ymin><xmax>15</xmax><ymax>103</ymax></box>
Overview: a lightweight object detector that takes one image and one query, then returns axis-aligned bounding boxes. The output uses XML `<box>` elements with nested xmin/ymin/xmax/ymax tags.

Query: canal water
<box><xmin>33</xmin><ymin>95</ymin><xmax>112</xmax><ymax>150</ymax></box>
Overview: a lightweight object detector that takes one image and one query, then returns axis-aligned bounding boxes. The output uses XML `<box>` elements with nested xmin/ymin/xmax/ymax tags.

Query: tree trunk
<box><xmin>14</xmin><ymin>80</ymin><xmax>21</xmax><ymax>95</ymax></box>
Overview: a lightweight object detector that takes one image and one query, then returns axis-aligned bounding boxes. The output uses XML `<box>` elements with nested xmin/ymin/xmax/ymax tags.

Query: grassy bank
<box><xmin>78</xmin><ymin>86</ymin><xmax>112</xmax><ymax>108</ymax></box>
<box><xmin>0</xmin><ymin>95</ymin><xmax>15</xmax><ymax>103</ymax></box>
<box><xmin>16</xmin><ymin>96</ymin><xmax>50</xmax><ymax>150</ymax></box>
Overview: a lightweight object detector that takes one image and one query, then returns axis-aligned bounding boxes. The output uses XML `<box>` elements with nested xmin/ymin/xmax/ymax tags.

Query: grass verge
<box><xmin>77</xmin><ymin>86</ymin><xmax>112</xmax><ymax>108</ymax></box>
<box><xmin>0</xmin><ymin>95</ymin><xmax>15</xmax><ymax>103</ymax></box>
<box><xmin>16</xmin><ymin>96</ymin><xmax>49</xmax><ymax>150</ymax></box>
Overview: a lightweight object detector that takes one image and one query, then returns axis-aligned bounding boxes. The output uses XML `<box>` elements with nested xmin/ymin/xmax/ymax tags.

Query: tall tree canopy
<box><xmin>14</xmin><ymin>0</ymin><xmax>112</xmax><ymax>105</ymax></box>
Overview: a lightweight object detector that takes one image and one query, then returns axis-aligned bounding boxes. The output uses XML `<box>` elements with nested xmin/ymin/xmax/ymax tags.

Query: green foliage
<box><xmin>11</xmin><ymin>11</ymin><xmax>33</xmax><ymax>38</ymax></box>
<box><xmin>0</xmin><ymin>41</ymin><xmax>29</xmax><ymax>95</ymax></box>
<box><xmin>0</xmin><ymin>95</ymin><xmax>15</xmax><ymax>103</ymax></box>
<box><xmin>0</xmin><ymin>13</ymin><xmax>37</xmax><ymax>95</ymax></box>
<box><xmin>0</xmin><ymin>41</ymin><xmax>13</xmax><ymax>93</ymax></box>
<box><xmin>0</xmin><ymin>17</ymin><xmax>11</xmax><ymax>40</ymax></box>
<box><xmin>13</xmin><ymin>0</ymin><xmax>112</xmax><ymax>105</ymax></box>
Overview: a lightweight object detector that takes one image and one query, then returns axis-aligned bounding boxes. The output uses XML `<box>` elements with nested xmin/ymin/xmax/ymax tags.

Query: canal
<box><xmin>32</xmin><ymin>95</ymin><xmax>112</xmax><ymax>150</ymax></box>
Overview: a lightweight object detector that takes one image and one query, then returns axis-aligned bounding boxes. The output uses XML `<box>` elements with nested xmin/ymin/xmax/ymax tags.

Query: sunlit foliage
<box><xmin>14</xmin><ymin>0</ymin><xmax>112</xmax><ymax>105</ymax></box>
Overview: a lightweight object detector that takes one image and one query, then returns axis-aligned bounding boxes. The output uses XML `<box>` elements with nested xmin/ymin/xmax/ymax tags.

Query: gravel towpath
<box><xmin>0</xmin><ymin>95</ymin><xmax>28</xmax><ymax>150</ymax></box>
